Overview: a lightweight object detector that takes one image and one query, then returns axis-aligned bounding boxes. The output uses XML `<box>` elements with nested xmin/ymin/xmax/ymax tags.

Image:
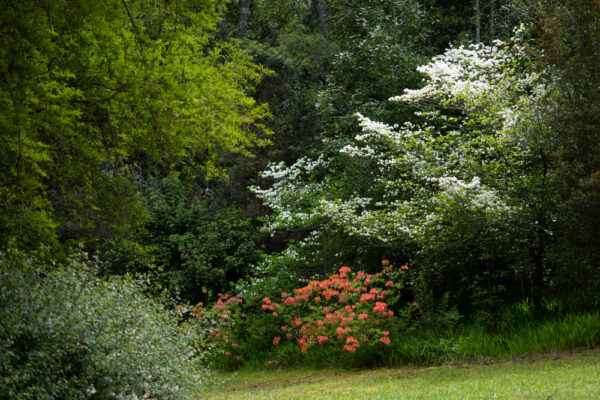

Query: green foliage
<box><xmin>535</xmin><ymin>0</ymin><xmax>600</xmax><ymax>278</ymax></box>
<box><xmin>136</xmin><ymin>176</ymin><xmax>261</xmax><ymax>302</ymax></box>
<box><xmin>320</xmin><ymin>0</ymin><xmax>429</xmax><ymax>132</ymax></box>
<box><xmin>232</xmin><ymin>309</ymin><xmax>600</xmax><ymax>369</ymax></box>
<box><xmin>0</xmin><ymin>247</ymin><xmax>204</xmax><ymax>400</ymax></box>
<box><xmin>4</xmin><ymin>0</ymin><xmax>600</xmax><ymax>379</ymax></box>
<box><xmin>180</xmin><ymin>292</ymin><xmax>247</xmax><ymax>370</ymax></box>
<box><xmin>0</xmin><ymin>0</ymin><xmax>270</xmax><ymax>249</ymax></box>
<box><xmin>246</xmin><ymin>26</ymin><xmax>336</xmax><ymax>161</ymax></box>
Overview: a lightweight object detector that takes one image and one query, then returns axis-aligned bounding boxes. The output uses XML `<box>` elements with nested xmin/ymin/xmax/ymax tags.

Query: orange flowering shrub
<box><xmin>179</xmin><ymin>292</ymin><xmax>245</xmax><ymax>368</ymax></box>
<box><xmin>262</xmin><ymin>261</ymin><xmax>406</xmax><ymax>354</ymax></box>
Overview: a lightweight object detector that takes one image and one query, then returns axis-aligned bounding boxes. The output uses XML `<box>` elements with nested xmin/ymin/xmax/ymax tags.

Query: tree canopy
<box><xmin>0</xmin><ymin>0</ymin><xmax>270</xmax><ymax>248</ymax></box>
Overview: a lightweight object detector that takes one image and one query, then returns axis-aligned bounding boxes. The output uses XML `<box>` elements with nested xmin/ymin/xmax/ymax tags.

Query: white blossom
<box><xmin>253</xmin><ymin>27</ymin><xmax>544</xmax><ymax>246</ymax></box>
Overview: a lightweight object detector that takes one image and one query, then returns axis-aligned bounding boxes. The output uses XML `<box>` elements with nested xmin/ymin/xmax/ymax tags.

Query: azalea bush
<box><xmin>182</xmin><ymin>292</ymin><xmax>247</xmax><ymax>370</ymax></box>
<box><xmin>261</xmin><ymin>261</ymin><xmax>412</xmax><ymax>357</ymax></box>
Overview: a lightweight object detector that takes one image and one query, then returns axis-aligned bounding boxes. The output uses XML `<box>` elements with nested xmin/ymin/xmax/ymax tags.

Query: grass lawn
<box><xmin>202</xmin><ymin>350</ymin><xmax>600</xmax><ymax>399</ymax></box>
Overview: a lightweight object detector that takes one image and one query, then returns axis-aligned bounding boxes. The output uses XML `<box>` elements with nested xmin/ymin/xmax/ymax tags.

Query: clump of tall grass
<box><xmin>236</xmin><ymin>311</ymin><xmax>600</xmax><ymax>369</ymax></box>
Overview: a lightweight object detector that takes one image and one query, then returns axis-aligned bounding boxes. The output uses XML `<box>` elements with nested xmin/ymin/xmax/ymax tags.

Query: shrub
<box><xmin>139</xmin><ymin>176</ymin><xmax>261</xmax><ymax>303</ymax></box>
<box><xmin>262</xmin><ymin>261</ymin><xmax>409</xmax><ymax>357</ymax></box>
<box><xmin>0</xmin><ymin>248</ymin><xmax>204</xmax><ymax>400</ymax></box>
<box><xmin>179</xmin><ymin>292</ymin><xmax>246</xmax><ymax>370</ymax></box>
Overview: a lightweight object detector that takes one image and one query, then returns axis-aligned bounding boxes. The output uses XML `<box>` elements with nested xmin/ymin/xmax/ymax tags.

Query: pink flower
<box><xmin>284</xmin><ymin>297</ymin><xmax>295</xmax><ymax>305</ymax></box>
<box><xmin>273</xmin><ymin>336</ymin><xmax>281</xmax><ymax>345</ymax></box>
<box><xmin>343</xmin><ymin>344</ymin><xmax>358</xmax><ymax>352</ymax></box>
<box><xmin>339</xmin><ymin>266</ymin><xmax>351</xmax><ymax>274</ymax></box>
<box><xmin>373</xmin><ymin>302</ymin><xmax>387</xmax><ymax>313</ymax></box>
<box><xmin>360</xmin><ymin>293</ymin><xmax>373</xmax><ymax>303</ymax></box>
<box><xmin>262</xmin><ymin>297</ymin><xmax>271</xmax><ymax>304</ymax></box>
<box><xmin>401</xmin><ymin>264</ymin><xmax>409</xmax><ymax>271</ymax></box>
<box><xmin>281</xmin><ymin>325</ymin><xmax>287</xmax><ymax>331</ymax></box>
<box><xmin>272</xmin><ymin>311</ymin><xmax>278</xmax><ymax>316</ymax></box>
<box><xmin>236</xmin><ymin>355</ymin><xmax>242</xmax><ymax>361</ymax></box>
<box><xmin>380</xmin><ymin>336</ymin><xmax>390</xmax><ymax>345</ymax></box>
<box><xmin>232</xmin><ymin>343</ymin><xmax>238</xmax><ymax>347</ymax></box>
<box><xmin>385</xmin><ymin>280</ymin><xmax>394</xmax><ymax>287</ymax></box>
<box><xmin>225</xmin><ymin>351</ymin><xmax>231</xmax><ymax>356</ymax></box>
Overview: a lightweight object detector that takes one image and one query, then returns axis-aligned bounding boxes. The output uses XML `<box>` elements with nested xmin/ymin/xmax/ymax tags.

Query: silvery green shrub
<box><xmin>0</xmin><ymin>248</ymin><xmax>206</xmax><ymax>399</ymax></box>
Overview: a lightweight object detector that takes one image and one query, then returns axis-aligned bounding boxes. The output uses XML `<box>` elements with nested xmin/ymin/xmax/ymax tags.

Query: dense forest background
<box><xmin>2</xmin><ymin>0</ymin><xmax>600</xmax><ymax>398</ymax></box>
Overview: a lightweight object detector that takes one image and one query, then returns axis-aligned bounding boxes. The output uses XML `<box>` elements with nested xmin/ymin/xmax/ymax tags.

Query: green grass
<box><xmin>202</xmin><ymin>350</ymin><xmax>600</xmax><ymax>399</ymax></box>
<box><xmin>231</xmin><ymin>312</ymin><xmax>600</xmax><ymax>369</ymax></box>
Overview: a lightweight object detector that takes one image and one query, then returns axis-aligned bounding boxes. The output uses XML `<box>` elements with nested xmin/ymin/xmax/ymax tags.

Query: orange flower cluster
<box><xmin>184</xmin><ymin>259</ymin><xmax>412</xmax><ymax>365</ymax></box>
<box><xmin>262</xmin><ymin>261</ymin><xmax>404</xmax><ymax>355</ymax></box>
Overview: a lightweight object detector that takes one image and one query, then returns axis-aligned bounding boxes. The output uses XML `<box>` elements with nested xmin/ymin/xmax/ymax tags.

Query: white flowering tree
<box><xmin>323</xmin><ymin>39</ymin><xmax>536</xmax><ymax>241</ymax></box>
<box><xmin>253</xmin><ymin>30</ymin><xmax>558</xmax><ymax>315</ymax></box>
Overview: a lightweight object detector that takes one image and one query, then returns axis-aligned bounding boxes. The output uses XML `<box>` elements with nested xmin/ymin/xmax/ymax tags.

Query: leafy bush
<box><xmin>0</xmin><ymin>248</ymin><xmax>204</xmax><ymax>400</ymax></box>
<box><xmin>140</xmin><ymin>176</ymin><xmax>261</xmax><ymax>303</ymax></box>
<box><xmin>179</xmin><ymin>293</ymin><xmax>246</xmax><ymax>371</ymax></box>
<box><xmin>261</xmin><ymin>262</ymin><xmax>402</xmax><ymax>355</ymax></box>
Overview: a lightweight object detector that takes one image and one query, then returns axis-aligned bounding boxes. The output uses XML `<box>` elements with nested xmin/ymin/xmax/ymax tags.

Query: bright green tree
<box><xmin>0</xmin><ymin>0</ymin><xmax>270</xmax><ymax>249</ymax></box>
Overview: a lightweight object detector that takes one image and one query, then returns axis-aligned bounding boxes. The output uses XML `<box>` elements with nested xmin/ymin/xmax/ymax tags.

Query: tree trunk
<box><xmin>490</xmin><ymin>0</ymin><xmax>495</xmax><ymax>38</ymax></box>
<box><xmin>475</xmin><ymin>0</ymin><xmax>481</xmax><ymax>45</ymax></box>
<box><xmin>218</xmin><ymin>4</ymin><xmax>229</xmax><ymax>41</ymax></box>
<box><xmin>237</xmin><ymin>0</ymin><xmax>251</xmax><ymax>39</ymax></box>
<box><xmin>532</xmin><ymin>226</ymin><xmax>546</xmax><ymax>310</ymax></box>
<box><xmin>531</xmin><ymin>155</ymin><xmax>549</xmax><ymax>311</ymax></box>
<box><xmin>315</xmin><ymin>0</ymin><xmax>330</xmax><ymax>36</ymax></box>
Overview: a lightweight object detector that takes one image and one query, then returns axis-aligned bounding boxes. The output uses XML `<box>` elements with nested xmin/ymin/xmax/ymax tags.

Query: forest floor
<box><xmin>201</xmin><ymin>349</ymin><xmax>600</xmax><ymax>399</ymax></box>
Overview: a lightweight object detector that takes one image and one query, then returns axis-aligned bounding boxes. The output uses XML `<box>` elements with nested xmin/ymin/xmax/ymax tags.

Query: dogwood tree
<box><xmin>253</xmin><ymin>28</ymin><xmax>558</xmax><ymax>313</ymax></box>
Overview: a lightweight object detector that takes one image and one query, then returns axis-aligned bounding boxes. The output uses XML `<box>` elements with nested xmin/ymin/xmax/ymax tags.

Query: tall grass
<box><xmin>389</xmin><ymin>311</ymin><xmax>600</xmax><ymax>366</ymax></box>
<box><xmin>236</xmin><ymin>311</ymin><xmax>600</xmax><ymax>369</ymax></box>
<box><xmin>454</xmin><ymin>312</ymin><xmax>600</xmax><ymax>359</ymax></box>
